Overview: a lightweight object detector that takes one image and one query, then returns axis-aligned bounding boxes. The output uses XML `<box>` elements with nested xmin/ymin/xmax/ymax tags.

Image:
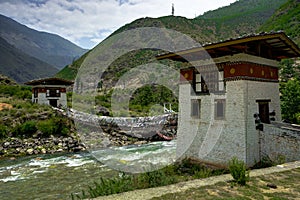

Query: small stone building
<box><xmin>157</xmin><ymin>32</ymin><xmax>300</xmax><ymax>167</ymax></box>
<box><xmin>25</xmin><ymin>77</ymin><xmax>73</xmax><ymax>108</ymax></box>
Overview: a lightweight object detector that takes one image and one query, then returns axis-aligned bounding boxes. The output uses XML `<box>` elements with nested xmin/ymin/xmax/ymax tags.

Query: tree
<box><xmin>279</xmin><ymin>59</ymin><xmax>300</xmax><ymax>82</ymax></box>
<box><xmin>280</xmin><ymin>79</ymin><xmax>300</xmax><ymax>123</ymax></box>
<box><xmin>279</xmin><ymin>59</ymin><xmax>300</xmax><ymax>123</ymax></box>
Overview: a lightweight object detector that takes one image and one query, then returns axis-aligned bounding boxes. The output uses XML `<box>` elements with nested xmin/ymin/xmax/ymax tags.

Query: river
<box><xmin>0</xmin><ymin>140</ymin><xmax>176</xmax><ymax>200</ymax></box>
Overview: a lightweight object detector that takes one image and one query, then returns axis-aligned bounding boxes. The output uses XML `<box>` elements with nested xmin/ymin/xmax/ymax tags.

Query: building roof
<box><xmin>156</xmin><ymin>31</ymin><xmax>300</xmax><ymax>62</ymax></box>
<box><xmin>24</xmin><ymin>77</ymin><xmax>74</xmax><ymax>86</ymax></box>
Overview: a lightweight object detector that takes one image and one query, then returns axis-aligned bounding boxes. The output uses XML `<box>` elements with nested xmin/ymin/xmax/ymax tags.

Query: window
<box><xmin>193</xmin><ymin>71</ymin><xmax>208</xmax><ymax>94</ymax></box>
<box><xmin>46</xmin><ymin>88</ymin><xmax>61</xmax><ymax>97</ymax></box>
<box><xmin>195</xmin><ymin>73</ymin><xmax>202</xmax><ymax>92</ymax></box>
<box><xmin>33</xmin><ymin>88</ymin><xmax>38</xmax><ymax>98</ymax></box>
<box><xmin>215</xmin><ymin>99</ymin><xmax>225</xmax><ymax>120</ymax></box>
<box><xmin>193</xmin><ymin>70</ymin><xmax>224</xmax><ymax>94</ymax></box>
<box><xmin>191</xmin><ymin>99</ymin><xmax>201</xmax><ymax>118</ymax></box>
<box><xmin>218</xmin><ymin>71</ymin><xmax>224</xmax><ymax>91</ymax></box>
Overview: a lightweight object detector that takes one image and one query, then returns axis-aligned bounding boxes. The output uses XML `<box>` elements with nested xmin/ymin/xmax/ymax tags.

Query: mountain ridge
<box><xmin>0</xmin><ymin>36</ymin><xmax>58</xmax><ymax>83</ymax></box>
<box><xmin>56</xmin><ymin>0</ymin><xmax>291</xmax><ymax>83</ymax></box>
<box><xmin>0</xmin><ymin>14</ymin><xmax>87</xmax><ymax>69</ymax></box>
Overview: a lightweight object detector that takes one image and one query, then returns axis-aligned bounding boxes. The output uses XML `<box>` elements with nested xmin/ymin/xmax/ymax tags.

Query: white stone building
<box><xmin>157</xmin><ymin>32</ymin><xmax>300</xmax><ymax>167</ymax></box>
<box><xmin>25</xmin><ymin>77</ymin><xmax>73</xmax><ymax>108</ymax></box>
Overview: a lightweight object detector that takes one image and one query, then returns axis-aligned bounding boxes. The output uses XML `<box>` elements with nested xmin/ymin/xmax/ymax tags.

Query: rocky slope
<box><xmin>0</xmin><ymin>37</ymin><xmax>58</xmax><ymax>83</ymax></box>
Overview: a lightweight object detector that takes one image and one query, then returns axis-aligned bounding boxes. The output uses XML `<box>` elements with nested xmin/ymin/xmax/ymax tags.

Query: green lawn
<box><xmin>151</xmin><ymin>168</ymin><xmax>300</xmax><ymax>200</ymax></box>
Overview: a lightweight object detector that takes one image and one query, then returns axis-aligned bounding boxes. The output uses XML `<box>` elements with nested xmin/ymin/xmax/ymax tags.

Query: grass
<box><xmin>151</xmin><ymin>168</ymin><xmax>300</xmax><ymax>200</ymax></box>
<box><xmin>71</xmin><ymin>158</ymin><xmax>228</xmax><ymax>199</ymax></box>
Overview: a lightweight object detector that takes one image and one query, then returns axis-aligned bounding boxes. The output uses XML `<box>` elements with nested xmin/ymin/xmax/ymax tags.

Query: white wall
<box><xmin>37</xmin><ymin>93</ymin><xmax>49</xmax><ymax>105</ymax></box>
<box><xmin>35</xmin><ymin>92</ymin><xmax>68</xmax><ymax>107</ymax></box>
<box><xmin>244</xmin><ymin>80</ymin><xmax>281</xmax><ymax>166</ymax></box>
<box><xmin>177</xmin><ymin>81</ymin><xmax>247</xmax><ymax>166</ymax></box>
<box><xmin>177</xmin><ymin>79</ymin><xmax>281</xmax><ymax>167</ymax></box>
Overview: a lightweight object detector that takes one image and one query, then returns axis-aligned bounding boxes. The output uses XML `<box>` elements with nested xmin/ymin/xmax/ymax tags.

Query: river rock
<box><xmin>41</xmin><ymin>148</ymin><xmax>47</xmax><ymax>154</ymax></box>
<box><xmin>56</xmin><ymin>148</ymin><xmax>63</xmax><ymax>152</ymax></box>
<box><xmin>3</xmin><ymin>142</ymin><xmax>10</xmax><ymax>147</ymax></box>
<box><xmin>26</xmin><ymin>148</ymin><xmax>34</xmax><ymax>155</ymax></box>
<box><xmin>134</xmin><ymin>141</ymin><xmax>148</xmax><ymax>145</ymax></box>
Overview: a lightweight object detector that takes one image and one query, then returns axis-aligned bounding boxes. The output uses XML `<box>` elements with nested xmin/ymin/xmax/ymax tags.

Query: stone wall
<box><xmin>260</xmin><ymin>123</ymin><xmax>300</xmax><ymax>163</ymax></box>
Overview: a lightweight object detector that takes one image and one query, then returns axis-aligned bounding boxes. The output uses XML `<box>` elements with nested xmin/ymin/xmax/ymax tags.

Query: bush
<box><xmin>138</xmin><ymin>170</ymin><xmax>175</xmax><ymax>188</ymax></box>
<box><xmin>72</xmin><ymin>176</ymin><xmax>134</xmax><ymax>199</ymax></box>
<box><xmin>21</xmin><ymin>121</ymin><xmax>37</xmax><ymax>135</ymax></box>
<box><xmin>37</xmin><ymin>117</ymin><xmax>70</xmax><ymax>137</ymax></box>
<box><xmin>228</xmin><ymin>157</ymin><xmax>249</xmax><ymax>186</ymax></box>
<box><xmin>37</xmin><ymin>119</ymin><xmax>56</xmax><ymax>137</ymax></box>
<box><xmin>193</xmin><ymin>168</ymin><xmax>212</xmax><ymax>179</ymax></box>
<box><xmin>72</xmin><ymin>158</ymin><xmax>229</xmax><ymax>199</ymax></box>
<box><xmin>0</xmin><ymin>124</ymin><xmax>8</xmax><ymax>139</ymax></box>
<box><xmin>12</xmin><ymin>120</ymin><xmax>37</xmax><ymax>137</ymax></box>
<box><xmin>0</xmin><ymin>85</ymin><xmax>31</xmax><ymax>99</ymax></box>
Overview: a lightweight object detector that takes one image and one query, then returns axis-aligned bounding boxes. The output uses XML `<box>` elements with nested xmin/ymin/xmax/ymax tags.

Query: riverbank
<box><xmin>0</xmin><ymin>113</ymin><xmax>178</xmax><ymax>158</ymax></box>
<box><xmin>95</xmin><ymin>160</ymin><xmax>300</xmax><ymax>200</ymax></box>
<box><xmin>0</xmin><ymin>83</ymin><xmax>178</xmax><ymax>158</ymax></box>
<box><xmin>0</xmin><ymin>136</ymin><xmax>86</xmax><ymax>157</ymax></box>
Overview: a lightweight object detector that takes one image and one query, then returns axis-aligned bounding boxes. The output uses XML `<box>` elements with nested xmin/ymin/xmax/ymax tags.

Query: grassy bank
<box><xmin>0</xmin><ymin>84</ymin><xmax>82</xmax><ymax>157</ymax></box>
<box><xmin>0</xmin><ymin>84</ymin><xmax>76</xmax><ymax>140</ymax></box>
<box><xmin>72</xmin><ymin>156</ymin><xmax>287</xmax><ymax>199</ymax></box>
<box><xmin>152</xmin><ymin>167</ymin><xmax>300</xmax><ymax>200</ymax></box>
<box><xmin>72</xmin><ymin>158</ymin><xmax>228</xmax><ymax>199</ymax></box>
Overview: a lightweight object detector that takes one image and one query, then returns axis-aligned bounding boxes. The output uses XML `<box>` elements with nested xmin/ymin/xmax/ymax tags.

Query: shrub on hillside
<box><xmin>37</xmin><ymin>118</ymin><xmax>69</xmax><ymax>137</ymax></box>
<box><xmin>0</xmin><ymin>85</ymin><xmax>31</xmax><ymax>99</ymax></box>
<box><xmin>0</xmin><ymin>124</ymin><xmax>8</xmax><ymax>139</ymax></box>
<box><xmin>12</xmin><ymin>120</ymin><xmax>37</xmax><ymax>138</ymax></box>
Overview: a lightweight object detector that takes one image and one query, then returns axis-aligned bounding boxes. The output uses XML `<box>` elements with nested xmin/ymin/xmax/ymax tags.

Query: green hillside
<box><xmin>55</xmin><ymin>50</ymin><xmax>91</xmax><ymax>81</ymax></box>
<box><xmin>56</xmin><ymin>0</ymin><xmax>288</xmax><ymax>84</ymax></box>
<box><xmin>55</xmin><ymin>0</ymin><xmax>300</xmax><ymax>116</ymax></box>
<box><xmin>196</xmin><ymin>0</ymin><xmax>286</xmax><ymax>40</ymax></box>
<box><xmin>259</xmin><ymin>0</ymin><xmax>300</xmax><ymax>45</ymax></box>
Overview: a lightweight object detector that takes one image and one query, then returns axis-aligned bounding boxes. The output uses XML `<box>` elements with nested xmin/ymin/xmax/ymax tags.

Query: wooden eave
<box><xmin>156</xmin><ymin>32</ymin><xmax>300</xmax><ymax>62</ymax></box>
<box><xmin>25</xmin><ymin>77</ymin><xmax>74</xmax><ymax>86</ymax></box>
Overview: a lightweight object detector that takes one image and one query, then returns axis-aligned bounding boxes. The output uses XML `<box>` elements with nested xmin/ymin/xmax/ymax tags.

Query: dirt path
<box><xmin>94</xmin><ymin>161</ymin><xmax>300</xmax><ymax>200</ymax></box>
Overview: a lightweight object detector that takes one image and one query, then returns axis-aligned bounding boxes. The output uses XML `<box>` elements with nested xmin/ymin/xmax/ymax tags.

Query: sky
<box><xmin>0</xmin><ymin>0</ymin><xmax>237</xmax><ymax>49</ymax></box>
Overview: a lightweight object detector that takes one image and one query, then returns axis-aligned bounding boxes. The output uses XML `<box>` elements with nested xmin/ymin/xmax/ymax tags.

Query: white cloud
<box><xmin>0</xmin><ymin>0</ymin><xmax>236</xmax><ymax>49</ymax></box>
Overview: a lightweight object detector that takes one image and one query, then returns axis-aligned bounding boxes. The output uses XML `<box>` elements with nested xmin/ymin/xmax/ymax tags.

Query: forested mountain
<box><xmin>42</xmin><ymin>0</ymin><xmax>300</xmax><ymax>118</ymax></box>
<box><xmin>196</xmin><ymin>0</ymin><xmax>286</xmax><ymax>41</ymax></box>
<box><xmin>56</xmin><ymin>0</ymin><xmax>290</xmax><ymax>83</ymax></box>
<box><xmin>259</xmin><ymin>0</ymin><xmax>300</xmax><ymax>45</ymax></box>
